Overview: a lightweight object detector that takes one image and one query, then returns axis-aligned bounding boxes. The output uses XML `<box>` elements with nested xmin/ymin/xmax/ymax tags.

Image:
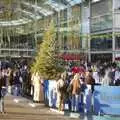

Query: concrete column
<box><xmin>88</xmin><ymin>35</ymin><xmax>91</xmax><ymax>62</ymax></box>
<box><xmin>88</xmin><ymin>0</ymin><xmax>91</xmax><ymax>62</ymax></box>
<box><xmin>112</xmin><ymin>0</ymin><xmax>115</xmax><ymax>62</ymax></box>
<box><xmin>81</xmin><ymin>0</ymin><xmax>91</xmax><ymax>62</ymax></box>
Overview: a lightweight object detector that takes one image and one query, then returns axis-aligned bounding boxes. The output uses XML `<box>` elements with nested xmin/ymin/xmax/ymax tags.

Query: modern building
<box><xmin>0</xmin><ymin>0</ymin><xmax>120</xmax><ymax>62</ymax></box>
<box><xmin>90</xmin><ymin>0</ymin><xmax>120</xmax><ymax>62</ymax></box>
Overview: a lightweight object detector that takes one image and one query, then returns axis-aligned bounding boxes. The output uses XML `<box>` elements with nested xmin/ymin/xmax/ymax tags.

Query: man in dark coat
<box><xmin>0</xmin><ymin>70</ymin><xmax>6</xmax><ymax>113</ymax></box>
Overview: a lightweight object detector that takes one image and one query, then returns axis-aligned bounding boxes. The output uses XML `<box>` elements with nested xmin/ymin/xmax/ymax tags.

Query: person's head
<box><xmin>61</xmin><ymin>72</ymin><xmax>66</xmax><ymax>80</ymax></box>
<box><xmin>88</xmin><ymin>69</ymin><xmax>93</xmax><ymax>76</ymax></box>
<box><xmin>73</xmin><ymin>73</ymin><xmax>80</xmax><ymax>80</ymax></box>
<box><xmin>61</xmin><ymin>71</ymin><xmax>67</xmax><ymax>80</ymax></box>
<box><xmin>61</xmin><ymin>73</ymin><xmax>64</xmax><ymax>80</ymax></box>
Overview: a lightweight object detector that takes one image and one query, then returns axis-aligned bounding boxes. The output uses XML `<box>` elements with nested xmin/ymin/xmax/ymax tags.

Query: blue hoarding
<box><xmin>93</xmin><ymin>116</ymin><xmax>120</xmax><ymax>120</ymax></box>
<box><xmin>94</xmin><ymin>86</ymin><xmax>120</xmax><ymax>115</ymax></box>
<box><xmin>43</xmin><ymin>80</ymin><xmax>57</xmax><ymax>108</ymax></box>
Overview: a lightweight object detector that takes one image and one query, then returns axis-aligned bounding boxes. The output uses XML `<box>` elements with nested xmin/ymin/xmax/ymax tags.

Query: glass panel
<box><xmin>45</xmin><ymin>0</ymin><xmax>66</xmax><ymax>12</ymax></box>
<box><xmin>91</xmin><ymin>33</ymin><xmax>112</xmax><ymax>51</ymax></box>
<box><xmin>91</xmin><ymin>14</ymin><xmax>112</xmax><ymax>32</ymax></box>
<box><xmin>22</xmin><ymin>1</ymin><xmax>53</xmax><ymax>16</ymax></box>
<box><xmin>114</xmin><ymin>13</ymin><xmax>120</xmax><ymax>28</ymax></box>
<box><xmin>91</xmin><ymin>53</ymin><xmax>112</xmax><ymax>62</ymax></box>
<box><xmin>0</xmin><ymin>49</ymin><xmax>34</xmax><ymax>57</ymax></box>
<box><xmin>115</xmin><ymin>35</ymin><xmax>120</xmax><ymax>49</ymax></box>
<box><xmin>91</xmin><ymin>0</ymin><xmax>112</xmax><ymax>17</ymax></box>
<box><xmin>65</xmin><ymin>0</ymin><xmax>82</xmax><ymax>6</ymax></box>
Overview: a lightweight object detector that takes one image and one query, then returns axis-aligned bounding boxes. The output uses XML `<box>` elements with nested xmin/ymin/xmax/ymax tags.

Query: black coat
<box><xmin>0</xmin><ymin>77</ymin><xmax>6</xmax><ymax>98</ymax></box>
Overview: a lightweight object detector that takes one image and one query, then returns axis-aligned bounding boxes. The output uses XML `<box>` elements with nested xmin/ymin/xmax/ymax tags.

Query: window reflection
<box><xmin>91</xmin><ymin>34</ymin><xmax>112</xmax><ymax>51</ymax></box>
<box><xmin>1</xmin><ymin>34</ymin><xmax>35</xmax><ymax>49</ymax></box>
<box><xmin>115</xmin><ymin>36</ymin><xmax>120</xmax><ymax>49</ymax></box>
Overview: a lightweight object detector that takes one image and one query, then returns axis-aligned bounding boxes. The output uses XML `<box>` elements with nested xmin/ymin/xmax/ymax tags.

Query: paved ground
<box><xmin>1</xmin><ymin>95</ymin><xmax>119</xmax><ymax>120</ymax></box>
<box><xmin>0</xmin><ymin>95</ymin><xmax>77</xmax><ymax>120</ymax></box>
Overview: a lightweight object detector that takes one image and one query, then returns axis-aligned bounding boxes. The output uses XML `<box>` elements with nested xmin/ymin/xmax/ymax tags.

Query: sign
<box><xmin>59</xmin><ymin>53</ymin><xmax>85</xmax><ymax>61</ymax></box>
<box><xmin>94</xmin><ymin>86</ymin><xmax>120</xmax><ymax>115</ymax></box>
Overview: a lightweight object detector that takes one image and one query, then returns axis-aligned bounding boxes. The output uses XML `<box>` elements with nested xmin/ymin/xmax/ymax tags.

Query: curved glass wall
<box><xmin>0</xmin><ymin>0</ymin><xmax>87</xmax><ymax>59</ymax></box>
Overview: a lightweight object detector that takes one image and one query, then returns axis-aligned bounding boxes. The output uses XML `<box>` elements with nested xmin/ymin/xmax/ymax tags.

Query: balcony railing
<box><xmin>0</xmin><ymin>48</ymin><xmax>35</xmax><ymax>57</ymax></box>
<box><xmin>91</xmin><ymin>13</ymin><xmax>112</xmax><ymax>32</ymax></box>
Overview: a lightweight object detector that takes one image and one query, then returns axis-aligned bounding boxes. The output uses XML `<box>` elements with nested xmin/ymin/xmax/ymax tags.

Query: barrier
<box><xmin>84</xmin><ymin>85</ymin><xmax>92</xmax><ymax>113</ymax></box>
<box><xmin>44</xmin><ymin>81</ymin><xmax>120</xmax><ymax>116</ymax></box>
<box><xmin>43</xmin><ymin>80</ymin><xmax>57</xmax><ymax>108</ymax></box>
<box><xmin>48</xmin><ymin>80</ymin><xmax>57</xmax><ymax>107</ymax></box>
<box><xmin>93</xmin><ymin>86</ymin><xmax>120</xmax><ymax>115</ymax></box>
<box><xmin>43</xmin><ymin>80</ymin><xmax>49</xmax><ymax>105</ymax></box>
<box><xmin>93</xmin><ymin>116</ymin><xmax>120</xmax><ymax>120</ymax></box>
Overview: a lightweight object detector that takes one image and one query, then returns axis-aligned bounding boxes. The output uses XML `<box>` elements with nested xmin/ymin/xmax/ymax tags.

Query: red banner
<box><xmin>59</xmin><ymin>53</ymin><xmax>86</xmax><ymax>61</ymax></box>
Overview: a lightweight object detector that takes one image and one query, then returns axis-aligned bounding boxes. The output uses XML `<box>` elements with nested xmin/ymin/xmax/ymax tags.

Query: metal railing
<box><xmin>91</xmin><ymin>13</ymin><xmax>112</xmax><ymax>32</ymax></box>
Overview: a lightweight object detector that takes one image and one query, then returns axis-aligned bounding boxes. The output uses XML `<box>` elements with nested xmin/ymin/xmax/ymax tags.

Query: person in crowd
<box><xmin>26</xmin><ymin>70</ymin><xmax>32</xmax><ymax>96</ymax></box>
<box><xmin>31</xmin><ymin>73</ymin><xmax>34</xmax><ymax>97</ymax></box>
<box><xmin>114</xmin><ymin>67</ymin><xmax>120</xmax><ymax>86</ymax></box>
<box><xmin>66</xmin><ymin>73</ymin><xmax>74</xmax><ymax>111</ymax></box>
<box><xmin>57</xmin><ymin>72</ymin><xmax>66</xmax><ymax>111</ymax></box>
<box><xmin>79</xmin><ymin>73</ymin><xmax>86</xmax><ymax>92</ymax></box>
<box><xmin>85</xmin><ymin>69</ymin><xmax>95</xmax><ymax>93</ymax></box>
<box><xmin>84</xmin><ymin>69</ymin><xmax>95</xmax><ymax>113</ymax></box>
<box><xmin>98</xmin><ymin>65</ymin><xmax>105</xmax><ymax>83</ymax></box>
<box><xmin>92</xmin><ymin>69</ymin><xmax>100</xmax><ymax>84</ymax></box>
<box><xmin>20</xmin><ymin>66</ymin><xmax>28</xmax><ymax>96</ymax></box>
<box><xmin>102</xmin><ymin>67</ymin><xmax>112</xmax><ymax>86</ymax></box>
<box><xmin>31</xmin><ymin>72</ymin><xmax>41</xmax><ymax>103</ymax></box>
<box><xmin>70</xmin><ymin>73</ymin><xmax>81</xmax><ymax>112</ymax></box>
<box><xmin>0</xmin><ymin>69</ymin><xmax>7</xmax><ymax>114</ymax></box>
<box><xmin>7</xmin><ymin>68</ymin><xmax>13</xmax><ymax>94</ymax></box>
<box><xmin>12</xmin><ymin>69</ymin><xmax>21</xmax><ymax>96</ymax></box>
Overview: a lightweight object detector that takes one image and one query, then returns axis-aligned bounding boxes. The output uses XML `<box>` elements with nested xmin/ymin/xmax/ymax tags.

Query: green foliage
<box><xmin>31</xmin><ymin>21</ymin><xmax>64</xmax><ymax>79</ymax></box>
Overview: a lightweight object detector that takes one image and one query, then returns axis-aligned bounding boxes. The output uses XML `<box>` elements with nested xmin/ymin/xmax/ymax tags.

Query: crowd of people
<box><xmin>56</xmin><ymin>61</ymin><xmax>120</xmax><ymax>112</ymax></box>
<box><xmin>0</xmin><ymin>60</ymin><xmax>120</xmax><ymax>114</ymax></box>
<box><xmin>0</xmin><ymin>60</ymin><xmax>31</xmax><ymax>113</ymax></box>
<box><xmin>0</xmin><ymin>59</ymin><xmax>46</xmax><ymax>114</ymax></box>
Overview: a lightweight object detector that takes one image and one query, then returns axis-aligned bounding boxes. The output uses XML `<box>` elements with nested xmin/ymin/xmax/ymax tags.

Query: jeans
<box><xmin>12</xmin><ymin>84</ymin><xmax>21</xmax><ymax>96</ymax></box>
<box><xmin>0</xmin><ymin>97</ymin><xmax>4</xmax><ymax>112</ymax></box>
<box><xmin>71</xmin><ymin>94</ymin><xmax>79</xmax><ymax>112</ymax></box>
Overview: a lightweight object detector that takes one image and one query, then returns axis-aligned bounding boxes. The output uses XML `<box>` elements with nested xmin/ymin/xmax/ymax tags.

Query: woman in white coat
<box><xmin>32</xmin><ymin>72</ymin><xmax>41</xmax><ymax>102</ymax></box>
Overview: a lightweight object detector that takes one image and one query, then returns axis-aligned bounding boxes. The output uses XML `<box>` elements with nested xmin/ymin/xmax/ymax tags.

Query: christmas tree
<box><xmin>31</xmin><ymin>21</ymin><xmax>64</xmax><ymax>79</ymax></box>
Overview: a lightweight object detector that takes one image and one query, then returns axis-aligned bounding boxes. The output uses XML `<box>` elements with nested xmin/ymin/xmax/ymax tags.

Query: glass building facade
<box><xmin>90</xmin><ymin>0</ymin><xmax>120</xmax><ymax>62</ymax></box>
<box><xmin>0</xmin><ymin>0</ymin><xmax>120</xmax><ymax>62</ymax></box>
